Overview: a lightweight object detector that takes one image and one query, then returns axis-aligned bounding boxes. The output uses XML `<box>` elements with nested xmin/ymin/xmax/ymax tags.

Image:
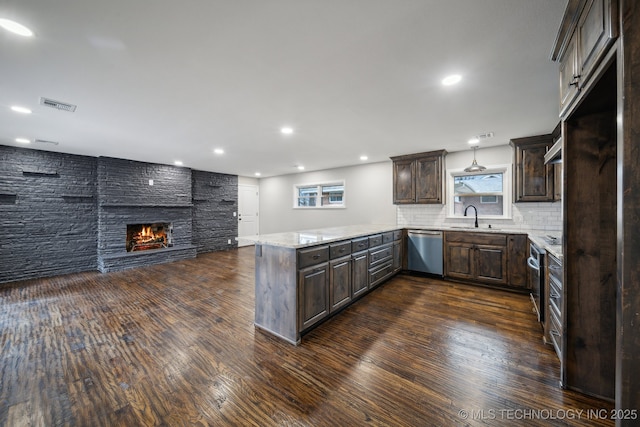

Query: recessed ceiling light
<box><xmin>174</xmin><ymin>160</ymin><xmax>183</xmax><ymax>166</ymax></box>
<box><xmin>214</xmin><ymin>148</ymin><xmax>224</xmax><ymax>155</ymax></box>
<box><xmin>360</xmin><ymin>155</ymin><xmax>368</xmax><ymax>161</ymax></box>
<box><xmin>0</xmin><ymin>19</ymin><xmax>33</xmax><ymax>37</ymax></box>
<box><xmin>468</xmin><ymin>138</ymin><xmax>480</xmax><ymax>144</ymax></box>
<box><xmin>15</xmin><ymin>137</ymin><xmax>31</xmax><ymax>144</ymax></box>
<box><xmin>441</xmin><ymin>74</ymin><xmax>462</xmax><ymax>86</ymax></box>
<box><xmin>11</xmin><ymin>106</ymin><xmax>32</xmax><ymax>114</ymax></box>
<box><xmin>281</xmin><ymin>127</ymin><xmax>294</xmax><ymax>135</ymax></box>
<box><xmin>297</xmin><ymin>165</ymin><xmax>305</xmax><ymax>170</ymax></box>
<box><xmin>254</xmin><ymin>172</ymin><xmax>261</xmax><ymax>177</ymax></box>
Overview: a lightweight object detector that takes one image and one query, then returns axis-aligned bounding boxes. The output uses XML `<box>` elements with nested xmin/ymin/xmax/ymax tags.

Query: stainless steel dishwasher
<box><xmin>407</xmin><ymin>230</ymin><xmax>443</xmax><ymax>276</ymax></box>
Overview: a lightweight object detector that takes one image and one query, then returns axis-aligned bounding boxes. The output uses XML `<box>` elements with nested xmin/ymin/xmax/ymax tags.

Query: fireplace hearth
<box><xmin>126</xmin><ymin>223</ymin><xmax>172</xmax><ymax>252</ymax></box>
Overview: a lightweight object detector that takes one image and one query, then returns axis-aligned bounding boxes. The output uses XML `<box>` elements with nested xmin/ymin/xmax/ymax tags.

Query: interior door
<box><xmin>238</xmin><ymin>184</ymin><xmax>259</xmax><ymax>247</ymax></box>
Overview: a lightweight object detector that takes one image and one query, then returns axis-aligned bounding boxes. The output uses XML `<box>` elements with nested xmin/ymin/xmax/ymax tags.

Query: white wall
<box><xmin>238</xmin><ymin>176</ymin><xmax>259</xmax><ymax>186</ymax></box>
<box><xmin>254</xmin><ymin>145</ymin><xmax>562</xmax><ymax>235</ymax></box>
<box><xmin>258</xmin><ymin>161</ymin><xmax>396</xmax><ymax>234</ymax></box>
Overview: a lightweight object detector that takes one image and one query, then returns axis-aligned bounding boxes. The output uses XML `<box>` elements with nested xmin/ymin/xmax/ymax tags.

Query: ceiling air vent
<box><xmin>34</xmin><ymin>139</ymin><xmax>60</xmax><ymax>146</ymax></box>
<box><xmin>477</xmin><ymin>132</ymin><xmax>494</xmax><ymax>140</ymax></box>
<box><xmin>39</xmin><ymin>97</ymin><xmax>77</xmax><ymax>112</ymax></box>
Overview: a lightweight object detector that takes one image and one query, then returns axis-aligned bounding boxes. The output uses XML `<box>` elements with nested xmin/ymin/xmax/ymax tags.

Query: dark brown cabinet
<box><xmin>391</xmin><ymin>150</ymin><xmax>446</xmax><ymax>204</ymax></box>
<box><xmin>444</xmin><ymin>231</ymin><xmax>526</xmax><ymax>290</ymax></box>
<box><xmin>552</xmin><ymin>0</ymin><xmax>617</xmax><ymax>117</ymax></box>
<box><xmin>511</xmin><ymin>135</ymin><xmax>555</xmax><ymax>202</ymax></box>
<box><xmin>351</xmin><ymin>250</ymin><xmax>369</xmax><ymax>298</ymax></box>
<box><xmin>507</xmin><ymin>234</ymin><xmax>528</xmax><ymax>290</ymax></box>
<box><xmin>299</xmin><ymin>262</ymin><xmax>329</xmax><ymax>331</ymax></box>
<box><xmin>329</xmin><ymin>255</ymin><xmax>352</xmax><ymax>313</ymax></box>
<box><xmin>293</xmin><ymin>230</ymin><xmax>403</xmax><ymax>336</ymax></box>
<box><xmin>559</xmin><ymin>33</ymin><xmax>579</xmax><ymax>114</ymax></box>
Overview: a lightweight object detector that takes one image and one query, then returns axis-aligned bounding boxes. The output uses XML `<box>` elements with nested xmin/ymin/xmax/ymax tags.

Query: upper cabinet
<box><xmin>511</xmin><ymin>135</ymin><xmax>555</xmax><ymax>202</ymax></box>
<box><xmin>551</xmin><ymin>0</ymin><xmax>618</xmax><ymax>117</ymax></box>
<box><xmin>390</xmin><ymin>150</ymin><xmax>446</xmax><ymax>204</ymax></box>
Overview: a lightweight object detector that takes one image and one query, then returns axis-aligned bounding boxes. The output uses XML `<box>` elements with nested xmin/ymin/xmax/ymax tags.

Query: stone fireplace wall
<box><xmin>192</xmin><ymin>170</ymin><xmax>238</xmax><ymax>253</ymax></box>
<box><xmin>96</xmin><ymin>157</ymin><xmax>197</xmax><ymax>272</ymax></box>
<box><xmin>0</xmin><ymin>145</ymin><xmax>238</xmax><ymax>283</ymax></box>
<box><xmin>0</xmin><ymin>146</ymin><xmax>98</xmax><ymax>283</ymax></box>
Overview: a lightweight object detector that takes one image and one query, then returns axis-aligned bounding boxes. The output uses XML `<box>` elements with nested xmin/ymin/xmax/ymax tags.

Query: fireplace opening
<box><xmin>126</xmin><ymin>223</ymin><xmax>173</xmax><ymax>252</ymax></box>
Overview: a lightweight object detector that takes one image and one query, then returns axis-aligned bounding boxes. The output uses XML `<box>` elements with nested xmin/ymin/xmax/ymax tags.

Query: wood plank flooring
<box><xmin>1</xmin><ymin>247</ymin><xmax>614</xmax><ymax>426</ymax></box>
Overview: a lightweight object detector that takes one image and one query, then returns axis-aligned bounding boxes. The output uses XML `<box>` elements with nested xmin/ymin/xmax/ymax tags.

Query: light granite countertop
<box><xmin>239</xmin><ymin>224</ymin><xmax>562</xmax><ymax>257</ymax></box>
<box><xmin>239</xmin><ymin>224</ymin><xmax>402</xmax><ymax>249</ymax></box>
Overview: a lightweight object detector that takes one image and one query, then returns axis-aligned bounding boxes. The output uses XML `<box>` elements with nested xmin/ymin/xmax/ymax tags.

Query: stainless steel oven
<box><xmin>527</xmin><ymin>242</ymin><xmax>545</xmax><ymax>324</ymax></box>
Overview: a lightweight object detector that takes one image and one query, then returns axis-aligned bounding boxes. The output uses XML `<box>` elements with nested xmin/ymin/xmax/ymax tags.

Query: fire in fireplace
<box><xmin>126</xmin><ymin>223</ymin><xmax>172</xmax><ymax>252</ymax></box>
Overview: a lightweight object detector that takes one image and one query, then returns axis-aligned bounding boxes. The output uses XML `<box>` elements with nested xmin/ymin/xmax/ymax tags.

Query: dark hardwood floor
<box><xmin>1</xmin><ymin>247</ymin><xmax>613</xmax><ymax>426</ymax></box>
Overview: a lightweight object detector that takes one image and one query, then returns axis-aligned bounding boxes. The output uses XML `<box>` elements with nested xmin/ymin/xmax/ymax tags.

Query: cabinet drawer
<box><xmin>369</xmin><ymin>261</ymin><xmax>393</xmax><ymax>287</ymax></box>
<box><xmin>549</xmin><ymin>274</ymin><xmax>562</xmax><ymax>322</ymax></box>
<box><xmin>393</xmin><ymin>230</ymin><xmax>403</xmax><ymax>241</ymax></box>
<box><xmin>369</xmin><ymin>234</ymin><xmax>383</xmax><ymax>248</ymax></box>
<box><xmin>329</xmin><ymin>241</ymin><xmax>351</xmax><ymax>259</ymax></box>
<box><xmin>382</xmin><ymin>232</ymin><xmax>394</xmax><ymax>244</ymax></box>
<box><xmin>298</xmin><ymin>246</ymin><xmax>329</xmax><ymax>269</ymax></box>
<box><xmin>369</xmin><ymin>244</ymin><xmax>392</xmax><ymax>266</ymax></box>
<box><xmin>549</xmin><ymin>308</ymin><xmax>562</xmax><ymax>360</ymax></box>
<box><xmin>351</xmin><ymin>237</ymin><xmax>369</xmax><ymax>253</ymax></box>
<box><xmin>445</xmin><ymin>231</ymin><xmax>507</xmax><ymax>246</ymax></box>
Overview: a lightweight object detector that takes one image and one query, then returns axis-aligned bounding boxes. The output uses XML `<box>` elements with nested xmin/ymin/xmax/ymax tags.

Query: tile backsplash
<box><xmin>396</xmin><ymin>202</ymin><xmax>562</xmax><ymax>233</ymax></box>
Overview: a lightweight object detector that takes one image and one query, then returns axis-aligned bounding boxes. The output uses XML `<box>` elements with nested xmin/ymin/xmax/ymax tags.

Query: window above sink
<box><xmin>446</xmin><ymin>164</ymin><xmax>512</xmax><ymax>220</ymax></box>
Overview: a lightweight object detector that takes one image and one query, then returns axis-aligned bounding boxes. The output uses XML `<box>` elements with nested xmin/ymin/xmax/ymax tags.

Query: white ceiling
<box><xmin>0</xmin><ymin>0</ymin><xmax>566</xmax><ymax>178</ymax></box>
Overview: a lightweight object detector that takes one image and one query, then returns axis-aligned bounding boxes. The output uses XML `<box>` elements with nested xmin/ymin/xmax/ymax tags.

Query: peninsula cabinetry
<box><xmin>254</xmin><ymin>227</ymin><xmax>403</xmax><ymax>345</ymax></box>
<box><xmin>511</xmin><ymin>135</ymin><xmax>555</xmax><ymax>202</ymax></box>
<box><xmin>391</xmin><ymin>150</ymin><xmax>446</xmax><ymax>204</ymax></box>
<box><xmin>444</xmin><ymin>231</ymin><xmax>527</xmax><ymax>291</ymax></box>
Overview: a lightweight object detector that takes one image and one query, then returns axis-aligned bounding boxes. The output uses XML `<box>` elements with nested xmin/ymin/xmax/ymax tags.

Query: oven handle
<box><xmin>527</xmin><ymin>256</ymin><xmax>540</xmax><ymax>271</ymax></box>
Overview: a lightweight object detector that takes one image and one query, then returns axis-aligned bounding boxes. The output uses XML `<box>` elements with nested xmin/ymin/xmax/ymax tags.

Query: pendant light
<box><xmin>464</xmin><ymin>146</ymin><xmax>486</xmax><ymax>172</ymax></box>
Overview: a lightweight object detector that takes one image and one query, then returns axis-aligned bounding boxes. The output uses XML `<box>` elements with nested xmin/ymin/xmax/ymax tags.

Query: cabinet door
<box><xmin>507</xmin><ymin>235</ymin><xmax>528</xmax><ymax>289</ymax></box>
<box><xmin>299</xmin><ymin>263</ymin><xmax>329</xmax><ymax>331</ymax></box>
<box><xmin>577</xmin><ymin>0</ymin><xmax>616</xmax><ymax>84</ymax></box>
<box><xmin>393</xmin><ymin>159</ymin><xmax>415</xmax><ymax>204</ymax></box>
<box><xmin>329</xmin><ymin>256</ymin><xmax>352</xmax><ymax>313</ymax></box>
<box><xmin>352</xmin><ymin>251</ymin><xmax>369</xmax><ymax>298</ymax></box>
<box><xmin>444</xmin><ymin>242</ymin><xmax>474</xmax><ymax>281</ymax></box>
<box><xmin>392</xmin><ymin>240</ymin><xmax>402</xmax><ymax>272</ymax></box>
<box><xmin>559</xmin><ymin>34</ymin><xmax>579</xmax><ymax>114</ymax></box>
<box><xmin>415</xmin><ymin>155</ymin><xmax>442</xmax><ymax>204</ymax></box>
<box><xmin>514</xmin><ymin>138</ymin><xmax>554</xmax><ymax>202</ymax></box>
<box><xmin>475</xmin><ymin>244</ymin><xmax>507</xmax><ymax>285</ymax></box>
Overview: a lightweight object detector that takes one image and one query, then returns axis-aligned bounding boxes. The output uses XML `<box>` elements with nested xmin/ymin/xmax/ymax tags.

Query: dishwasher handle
<box><xmin>408</xmin><ymin>230</ymin><xmax>443</xmax><ymax>237</ymax></box>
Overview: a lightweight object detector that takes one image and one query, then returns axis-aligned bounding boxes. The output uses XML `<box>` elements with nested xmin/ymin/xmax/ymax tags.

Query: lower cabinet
<box><xmin>298</xmin><ymin>230</ymin><xmax>403</xmax><ymax>334</ymax></box>
<box><xmin>299</xmin><ymin>262</ymin><xmax>330</xmax><ymax>331</ymax></box>
<box><xmin>352</xmin><ymin>250</ymin><xmax>369</xmax><ymax>298</ymax></box>
<box><xmin>444</xmin><ymin>231</ymin><xmax>527</xmax><ymax>290</ymax></box>
<box><xmin>329</xmin><ymin>255</ymin><xmax>352</xmax><ymax>313</ymax></box>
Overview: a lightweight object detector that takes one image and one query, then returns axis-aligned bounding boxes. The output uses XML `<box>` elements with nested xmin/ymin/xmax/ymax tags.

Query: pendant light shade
<box><xmin>464</xmin><ymin>147</ymin><xmax>486</xmax><ymax>172</ymax></box>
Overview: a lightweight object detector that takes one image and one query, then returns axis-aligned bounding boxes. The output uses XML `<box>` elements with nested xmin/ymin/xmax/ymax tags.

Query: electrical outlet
<box><xmin>148</xmin><ymin>179</ymin><xmax>154</xmax><ymax>186</ymax></box>
<box><xmin>233</xmin><ymin>212</ymin><xmax>237</xmax><ymax>217</ymax></box>
<box><xmin>227</xmin><ymin>239</ymin><xmax>232</xmax><ymax>244</ymax></box>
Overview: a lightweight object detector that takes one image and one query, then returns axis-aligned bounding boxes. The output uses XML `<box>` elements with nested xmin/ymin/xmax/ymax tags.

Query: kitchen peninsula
<box><xmin>247</xmin><ymin>223</ymin><xmax>563</xmax><ymax>345</ymax></box>
<box><xmin>246</xmin><ymin>225</ymin><xmax>403</xmax><ymax>344</ymax></box>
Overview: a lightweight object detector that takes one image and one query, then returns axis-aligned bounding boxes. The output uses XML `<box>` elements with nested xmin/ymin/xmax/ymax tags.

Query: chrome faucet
<box><xmin>464</xmin><ymin>205</ymin><xmax>479</xmax><ymax>228</ymax></box>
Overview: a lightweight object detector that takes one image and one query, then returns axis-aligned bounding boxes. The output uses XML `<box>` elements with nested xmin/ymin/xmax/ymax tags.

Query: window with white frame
<box><xmin>294</xmin><ymin>181</ymin><xmax>345</xmax><ymax>208</ymax></box>
<box><xmin>447</xmin><ymin>165</ymin><xmax>511</xmax><ymax>219</ymax></box>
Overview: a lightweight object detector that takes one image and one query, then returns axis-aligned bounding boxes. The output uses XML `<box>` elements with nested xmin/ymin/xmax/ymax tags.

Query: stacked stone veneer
<box><xmin>0</xmin><ymin>146</ymin><xmax>98</xmax><ymax>283</ymax></box>
<box><xmin>0</xmin><ymin>145</ymin><xmax>238</xmax><ymax>283</ymax></box>
<box><xmin>96</xmin><ymin>157</ymin><xmax>197</xmax><ymax>273</ymax></box>
<box><xmin>192</xmin><ymin>170</ymin><xmax>238</xmax><ymax>253</ymax></box>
